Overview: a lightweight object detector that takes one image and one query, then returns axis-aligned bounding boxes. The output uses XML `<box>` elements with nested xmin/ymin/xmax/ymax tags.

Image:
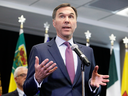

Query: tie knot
<box><xmin>64</xmin><ymin>42</ymin><xmax>70</xmax><ymax>48</ymax></box>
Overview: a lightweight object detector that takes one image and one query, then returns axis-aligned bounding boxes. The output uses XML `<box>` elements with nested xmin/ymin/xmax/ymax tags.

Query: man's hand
<box><xmin>34</xmin><ymin>56</ymin><xmax>58</xmax><ymax>83</ymax></box>
<box><xmin>90</xmin><ymin>65</ymin><xmax>109</xmax><ymax>88</ymax></box>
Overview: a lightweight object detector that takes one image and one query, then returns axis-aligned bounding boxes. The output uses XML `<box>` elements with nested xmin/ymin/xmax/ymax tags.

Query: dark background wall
<box><xmin>1</xmin><ymin>29</ymin><xmax>110</xmax><ymax>96</ymax></box>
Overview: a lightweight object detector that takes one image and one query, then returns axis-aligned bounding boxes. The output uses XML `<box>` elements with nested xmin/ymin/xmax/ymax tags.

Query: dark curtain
<box><xmin>1</xmin><ymin>29</ymin><xmax>110</xmax><ymax>96</ymax></box>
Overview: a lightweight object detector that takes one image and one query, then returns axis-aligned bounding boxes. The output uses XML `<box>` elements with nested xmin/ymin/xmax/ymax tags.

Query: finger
<box><xmin>102</xmin><ymin>79</ymin><xmax>109</xmax><ymax>83</ymax></box>
<box><xmin>100</xmin><ymin>82</ymin><xmax>107</xmax><ymax>86</ymax></box>
<box><xmin>45</xmin><ymin>63</ymin><xmax>58</xmax><ymax>75</ymax></box>
<box><xmin>44</xmin><ymin>62</ymin><xmax>57</xmax><ymax>74</ymax></box>
<box><xmin>40</xmin><ymin>58</ymin><xmax>49</xmax><ymax>68</ymax></box>
<box><xmin>94</xmin><ymin>65</ymin><xmax>99</xmax><ymax>73</ymax></box>
<box><xmin>35</xmin><ymin>56</ymin><xmax>39</xmax><ymax>67</ymax></box>
<box><xmin>46</xmin><ymin>67</ymin><xmax>58</xmax><ymax>76</ymax></box>
<box><xmin>90</xmin><ymin>82</ymin><xmax>96</xmax><ymax>87</ymax></box>
<box><xmin>47</xmin><ymin>66</ymin><xmax>58</xmax><ymax>74</ymax></box>
<box><xmin>44</xmin><ymin>61</ymin><xmax>54</xmax><ymax>70</ymax></box>
<box><xmin>93</xmin><ymin>84</ymin><xmax>99</xmax><ymax>88</ymax></box>
<box><xmin>102</xmin><ymin>75</ymin><xmax>109</xmax><ymax>79</ymax></box>
<box><xmin>96</xmin><ymin>84</ymin><xmax>100</xmax><ymax>88</ymax></box>
<box><xmin>48</xmin><ymin>63</ymin><xmax>57</xmax><ymax>72</ymax></box>
<box><xmin>47</xmin><ymin>63</ymin><xmax>56</xmax><ymax>69</ymax></box>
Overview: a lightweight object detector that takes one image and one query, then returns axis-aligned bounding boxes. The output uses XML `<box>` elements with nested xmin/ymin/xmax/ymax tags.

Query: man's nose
<box><xmin>64</xmin><ymin>17</ymin><xmax>69</xmax><ymax>24</ymax></box>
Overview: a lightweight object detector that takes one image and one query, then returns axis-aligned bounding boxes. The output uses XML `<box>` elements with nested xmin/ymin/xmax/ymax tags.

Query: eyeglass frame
<box><xmin>16</xmin><ymin>73</ymin><xmax>27</xmax><ymax>77</ymax></box>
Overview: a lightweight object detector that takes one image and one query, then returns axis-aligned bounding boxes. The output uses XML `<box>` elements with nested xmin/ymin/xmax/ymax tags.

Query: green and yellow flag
<box><xmin>8</xmin><ymin>28</ymin><xmax>27</xmax><ymax>92</ymax></box>
<box><xmin>121</xmin><ymin>50</ymin><xmax>128</xmax><ymax>96</ymax></box>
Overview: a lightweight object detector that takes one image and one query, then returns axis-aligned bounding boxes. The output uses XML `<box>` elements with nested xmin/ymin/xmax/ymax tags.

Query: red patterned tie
<box><xmin>64</xmin><ymin>42</ymin><xmax>75</xmax><ymax>84</ymax></box>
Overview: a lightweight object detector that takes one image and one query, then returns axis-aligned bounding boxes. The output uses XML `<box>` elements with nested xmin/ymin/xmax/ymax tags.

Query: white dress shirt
<box><xmin>17</xmin><ymin>88</ymin><xmax>24</xmax><ymax>96</ymax></box>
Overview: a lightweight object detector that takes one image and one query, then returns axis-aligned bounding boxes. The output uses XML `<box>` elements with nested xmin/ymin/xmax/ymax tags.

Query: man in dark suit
<box><xmin>2</xmin><ymin>66</ymin><xmax>39</xmax><ymax>96</ymax></box>
<box><xmin>2</xmin><ymin>90</ymin><xmax>19</xmax><ymax>96</ymax></box>
<box><xmin>23</xmin><ymin>3</ymin><xmax>109</xmax><ymax>96</ymax></box>
<box><xmin>2</xmin><ymin>66</ymin><xmax>28</xmax><ymax>96</ymax></box>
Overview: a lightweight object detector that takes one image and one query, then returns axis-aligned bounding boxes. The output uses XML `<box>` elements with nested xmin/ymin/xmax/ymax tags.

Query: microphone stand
<box><xmin>70</xmin><ymin>44</ymin><xmax>90</xmax><ymax>96</ymax></box>
<box><xmin>81</xmin><ymin>63</ymin><xmax>85</xmax><ymax>96</ymax></box>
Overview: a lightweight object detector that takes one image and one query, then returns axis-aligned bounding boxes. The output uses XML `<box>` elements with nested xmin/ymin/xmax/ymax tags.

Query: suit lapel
<box><xmin>14</xmin><ymin>89</ymin><xmax>19</xmax><ymax>96</ymax></box>
<box><xmin>47</xmin><ymin>38</ymin><xmax>71</xmax><ymax>83</ymax></box>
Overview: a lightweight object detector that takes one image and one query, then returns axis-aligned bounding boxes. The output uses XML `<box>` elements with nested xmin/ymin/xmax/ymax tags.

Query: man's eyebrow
<box><xmin>70</xmin><ymin>13</ymin><xmax>75</xmax><ymax>15</ymax></box>
<box><xmin>58</xmin><ymin>12</ymin><xmax>75</xmax><ymax>15</ymax></box>
<box><xmin>58</xmin><ymin>13</ymin><xmax>63</xmax><ymax>15</ymax></box>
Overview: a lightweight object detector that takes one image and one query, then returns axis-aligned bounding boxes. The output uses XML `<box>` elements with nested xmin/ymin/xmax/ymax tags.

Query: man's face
<box><xmin>53</xmin><ymin>7</ymin><xmax>77</xmax><ymax>40</ymax></box>
<box><xmin>15</xmin><ymin>68</ymin><xmax>28</xmax><ymax>88</ymax></box>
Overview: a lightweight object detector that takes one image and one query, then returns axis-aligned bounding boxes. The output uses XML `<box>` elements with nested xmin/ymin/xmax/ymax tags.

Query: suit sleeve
<box><xmin>87</xmin><ymin>47</ymin><xmax>101</xmax><ymax>96</ymax></box>
<box><xmin>23</xmin><ymin>46</ymin><xmax>40</xmax><ymax>96</ymax></box>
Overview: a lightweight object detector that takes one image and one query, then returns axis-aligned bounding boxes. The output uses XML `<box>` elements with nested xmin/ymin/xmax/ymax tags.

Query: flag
<box><xmin>44</xmin><ymin>33</ymin><xmax>49</xmax><ymax>43</ymax></box>
<box><xmin>106</xmin><ymin>49</ymin><xmax>121</xmax><ymax>96</ymax></box>
<box><xmin>8</xmin><ymin>29</ymin><xmax>28</xmax><ymax>92</ymax></box>
<box><xmin>121</xmin><ymin>50</ymin><xmax>128</xmax><ymax>96</ymax></box>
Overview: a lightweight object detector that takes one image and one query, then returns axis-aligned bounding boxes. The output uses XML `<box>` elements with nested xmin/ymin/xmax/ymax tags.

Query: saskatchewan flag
<box><xmin>106</xmin><ymin>49</ymin><xmax>121</xmax><ymax>96</ymax></box>
<box><xmin>8</xmin><ymin>29</ymin><xmax>28</xmax><ymax>92</ymax></box>
<box><xmin>121</xmin><ymin>50</ymin><xmax>128</xmax><ymax>96</ymax></box>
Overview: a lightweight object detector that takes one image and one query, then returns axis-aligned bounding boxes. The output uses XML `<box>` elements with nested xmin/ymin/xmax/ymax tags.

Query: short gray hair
<box><xmin>14</xmin><ymin>66</ymin><xmax>27</xmax><ymax>78</ymax></box>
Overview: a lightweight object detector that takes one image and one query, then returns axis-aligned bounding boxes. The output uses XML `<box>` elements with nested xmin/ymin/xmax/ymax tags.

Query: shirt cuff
<box><xmin>34</xmin><ymin>73</ymin><xmax>43</xmax><ymax>88</ymax></box>
<box><xmin>88</xmin><ymin>78</ymin><xmax>98</xmax><ymax>93</ymax></box>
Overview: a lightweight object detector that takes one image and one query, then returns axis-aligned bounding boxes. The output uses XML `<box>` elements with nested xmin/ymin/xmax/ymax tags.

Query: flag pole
<box><xmin>121</xmin><ymin>37</ymin><xmax>128</xmax><ymax>96</ymax></box>
<box><xmin>18</xmin><ymin>15</ymin><xmax>26</xmax><ymax>29</ymax></box>
<box><xmin>123</xmin><ymin>37</ymin><xmax>128</xmax><ymax>50</ymax></box>
<box><xmin>84</xmin><ymin>30</ymin><xmax>91</xmax><ymax>47</ymax></box>
<box><xmin>18</xmin><ymin>15</ymin><xmax>26</xmax><ymax>35</ymax></box>
<box><xmin>44</xmin><ymin>22</ymin><xmax>50</xmax><ymax>43</ymax></box>
<box><xmin>109</xmin><ymin>34</ymin><xmax>116</xmax><ymax>54</ymax></box>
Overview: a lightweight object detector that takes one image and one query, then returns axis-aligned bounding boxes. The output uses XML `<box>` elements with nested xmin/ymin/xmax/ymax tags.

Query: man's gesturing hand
<box><xmin>90</xmin><ymin>65</ymin><xmax>109</xmax><ymax>88</ymax></box>
<box><xmin>34</xmin><ymin>56</ymin><xmax>58</xmax><ymax>83</ymax></box>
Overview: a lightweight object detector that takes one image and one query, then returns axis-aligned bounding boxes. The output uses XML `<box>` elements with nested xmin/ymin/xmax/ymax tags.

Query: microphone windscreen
<box><xmin>71</xmin><ymin>44</ymin><xmax>78</xmax><ymax>50</ymax></box>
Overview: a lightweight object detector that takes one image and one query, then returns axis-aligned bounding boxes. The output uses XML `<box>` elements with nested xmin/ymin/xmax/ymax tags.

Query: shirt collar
<box><xmin>17</xmin><ymin>88</ymin><xmax>24</xmax><ymax>96</ymax></box>
<box><xmin>55</xmin><ymin>36</ymin><xmax>74</xmax><ymax>47</ymax></box>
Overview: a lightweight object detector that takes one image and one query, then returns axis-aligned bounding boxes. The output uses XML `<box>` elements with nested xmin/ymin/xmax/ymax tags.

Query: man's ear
<box><xmin>53</xmin><ymin>19</ymin><xmax>55</xmax><ymax>28</ymax></box>
<box><xmin>14</xmin><ymin>77</ymin><xmax>17</xmax><ymax>83</ymax></box>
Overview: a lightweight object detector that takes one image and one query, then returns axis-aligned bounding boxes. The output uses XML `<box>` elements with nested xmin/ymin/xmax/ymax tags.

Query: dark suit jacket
<box><xmin>2</xmin><ymin>90</ymin><xmax>19</xmax><ymax>96</ymax></box>
<box><xmin>23</xmin><ymin>37</ymin><xmax>101</xmax><ymax>96</ymax></box>
<box><xmin>2</xmin><ymin>89</ymin><xmax>39</xmax><ymax>96</ymax></box>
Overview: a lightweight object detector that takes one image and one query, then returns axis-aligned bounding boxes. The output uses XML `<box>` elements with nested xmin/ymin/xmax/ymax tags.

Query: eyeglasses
<box><xmin>16</xmin><ymin>73</ymin><xmax>27</xmax><ymax>77</ymax></box>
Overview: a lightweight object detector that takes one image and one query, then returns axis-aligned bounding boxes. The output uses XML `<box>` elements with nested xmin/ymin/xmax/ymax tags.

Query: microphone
<box><xmin>71</xmin><ymin>44</ymin><xmax>90</xmax><ymax>66</ymax></box>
